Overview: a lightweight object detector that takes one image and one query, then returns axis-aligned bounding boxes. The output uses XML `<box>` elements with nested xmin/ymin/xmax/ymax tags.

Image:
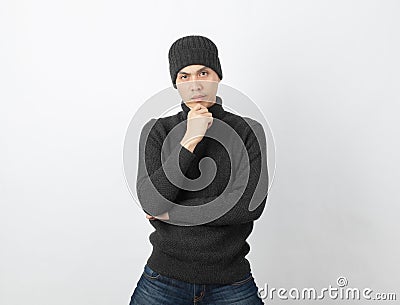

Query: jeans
<box><xmin>129</xmin><ymin>264</ymin><xmax>264</xmax><ymax>305</ymax></box>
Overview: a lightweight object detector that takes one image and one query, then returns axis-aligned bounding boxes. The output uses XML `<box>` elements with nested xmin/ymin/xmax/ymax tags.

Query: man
<box><xmin>129</xmin><ymin>35</ymin><xmax>268</xmax><ymax>305</ymax></box>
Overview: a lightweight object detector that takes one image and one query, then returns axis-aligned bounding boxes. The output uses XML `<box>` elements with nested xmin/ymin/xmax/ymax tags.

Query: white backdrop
<box><xmin>1</xmin><ymin>1</ymin><xmax>399</xmax><ymax>304</ymax></box>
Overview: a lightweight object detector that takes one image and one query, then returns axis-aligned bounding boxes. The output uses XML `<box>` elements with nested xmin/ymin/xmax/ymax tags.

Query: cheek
<box><xmin>210</xmin><ymin>74</ymin><xmax>220</xmax><ymax>82</ymax></box>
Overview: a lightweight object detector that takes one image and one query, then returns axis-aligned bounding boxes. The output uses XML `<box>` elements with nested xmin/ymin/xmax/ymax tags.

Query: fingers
<box><xmin>155</xmin><ymin>211</ymin><xmax>169</xmax><ymax>220</ymax></box>
<box><xmin>190</xmin><ymin>105</ymin><xmax>211</xmax><ymax>116</ymax></box>
<box><xmin>196</xmin><ymin>108</ymin><xmax>209</xmax><ymax>114</ymax></box>
<box><xmin>192</xmin><ymin>104</ymin><xmax>205</xmax><ymax>110</ymax></box>
<box><xmin>145</xmin><ymin>212</ymin><xmax>169</xmax><ymax>221</ymax></box>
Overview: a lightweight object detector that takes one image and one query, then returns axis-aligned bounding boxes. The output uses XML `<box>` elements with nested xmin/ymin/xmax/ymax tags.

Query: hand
<box><xmin>181</xmin><ymin>104</ymin><xmax>213</xmax><ymax>149</ymax></box>
<box><xmin>145</xmin><ymin>211</ymin><xmax>170</xmax><ymax>221</ymax></box>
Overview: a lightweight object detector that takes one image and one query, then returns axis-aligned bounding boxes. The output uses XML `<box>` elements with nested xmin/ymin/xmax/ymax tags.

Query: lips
<box><xmin>191</xmin><ymin>95</ymin><xmax>206</xmax><ymax>99</ymax></box>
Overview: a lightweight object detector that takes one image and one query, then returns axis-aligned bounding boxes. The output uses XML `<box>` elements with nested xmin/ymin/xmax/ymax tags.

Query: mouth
<box><xmin>191</xmin><ymin>95</ymin><xmax>206</xmax><ymax>100</ymax></box>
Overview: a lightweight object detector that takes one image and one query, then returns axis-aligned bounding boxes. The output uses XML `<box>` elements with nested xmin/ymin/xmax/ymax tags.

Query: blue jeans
<box><xmin>129</xmin><ymin>264</ymin><xmax>264</xmax><ymax>305</ymax></box>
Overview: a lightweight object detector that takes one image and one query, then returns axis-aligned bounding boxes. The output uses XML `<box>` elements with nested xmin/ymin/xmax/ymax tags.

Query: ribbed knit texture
<box><xmin>136</xmin><ymin>96</ymin><xmax>268</xmax><ymax>284</ymax></box>
<box><xmin>168</xmin><ymin>35</ymin><xmax>223</xmax><ymax>88</ymax></box>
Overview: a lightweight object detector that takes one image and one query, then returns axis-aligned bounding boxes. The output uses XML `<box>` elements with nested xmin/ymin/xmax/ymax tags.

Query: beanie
<box><xmin>168</xmin><ymin>35</ymin><xmax>223</xmax><ymax>89</ymax></box>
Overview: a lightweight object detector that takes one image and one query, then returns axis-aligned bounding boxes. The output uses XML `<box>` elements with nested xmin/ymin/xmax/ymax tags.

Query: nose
<box><xmin>189</xmin><ymin>79</ymin><xmax>203</xmax><ymax>92</ymax></box>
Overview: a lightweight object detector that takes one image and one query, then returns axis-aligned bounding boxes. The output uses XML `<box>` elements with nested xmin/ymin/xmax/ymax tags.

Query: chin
<box><xmin>187</xmin><ymin>101</ymin><xmax>215</xmax><ymax>108</ymax></box>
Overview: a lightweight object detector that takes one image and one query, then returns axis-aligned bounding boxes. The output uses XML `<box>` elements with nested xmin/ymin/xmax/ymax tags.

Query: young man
<box><xmin>129</xmin><ymin>35</ymin><xmax>268</xmax><ymax>305</ymax></box>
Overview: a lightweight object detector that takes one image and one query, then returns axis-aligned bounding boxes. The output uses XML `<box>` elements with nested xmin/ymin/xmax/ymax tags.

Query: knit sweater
<box><xmin>136</xmin><ymin>96</ymin><xmax>269</xmax><ymax>285</ymax></box>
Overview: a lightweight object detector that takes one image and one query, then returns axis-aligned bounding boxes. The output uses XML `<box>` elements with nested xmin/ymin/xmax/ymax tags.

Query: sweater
<box><xmin>136</xmin><ymin>95</ymin><xmax>269</xmax><ymax>285</ymax></box>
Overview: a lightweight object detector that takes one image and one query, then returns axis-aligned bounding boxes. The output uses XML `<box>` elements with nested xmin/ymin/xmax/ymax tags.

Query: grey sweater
<box><xmin>136</xmin><ymin>96</ymin><xmax>269</xmax><ymax>284</ymax></box>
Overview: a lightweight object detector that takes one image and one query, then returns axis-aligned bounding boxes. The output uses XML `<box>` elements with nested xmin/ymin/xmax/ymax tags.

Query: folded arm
<box><xmin>136</xmin><ymin>119</ymin><xmax>197</xmax><ymax>217</ymax></box>
<box><xmin>167</xmin><ymin>121</ymin><xmax>269</xmax><ymax>226</ymax></box>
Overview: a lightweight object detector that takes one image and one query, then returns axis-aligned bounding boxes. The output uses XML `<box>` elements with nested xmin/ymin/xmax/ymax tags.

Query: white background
<box><xmin>1</xmin><ymin>1</ymin><xmax>399</xmax><ymax>304</ymax></box>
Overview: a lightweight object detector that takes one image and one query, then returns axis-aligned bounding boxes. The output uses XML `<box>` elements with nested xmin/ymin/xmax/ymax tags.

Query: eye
<box><xmin>200</xmin><ymin>71</ymin><xmax>208</xmax><ymax>76</ymax></box>
<box><xmin>180</xmin><ymin>75</ymin><xmax>187</xmax><ymax>79</ymax></box>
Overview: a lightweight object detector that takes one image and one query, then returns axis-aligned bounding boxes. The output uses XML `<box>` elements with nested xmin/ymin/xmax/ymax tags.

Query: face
<box><xmin>176</xmin><ymin>65</ymin><xmax>221</xmax><ymax>109</ymax></box>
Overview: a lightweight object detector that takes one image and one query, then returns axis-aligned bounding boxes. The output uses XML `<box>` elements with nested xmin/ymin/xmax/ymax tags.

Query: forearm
<box><xmin>167</xmin><ymin>121</ymin><xmax>269</xmax><ymax>226</ymax></box>
<box><xmin>165</xmin><ymin>188</ymin><xmax>268</xmax><ymax>226</ymax></box>
<box><xmin>136</xmin><ymin>119</ymin><xmax>197</xmax><ymax>216</ymax></box>
<box><xmin>137</xmin><ymin>143</ymin><xmax>196</xmax><ymax>216</ymax></box>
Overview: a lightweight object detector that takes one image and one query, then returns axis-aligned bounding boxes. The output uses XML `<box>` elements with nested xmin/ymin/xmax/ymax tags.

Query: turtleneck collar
<box><xmin>180</xmin><ymin>95</ymin><xmax>226</xmax><ymax>120</ymax></box>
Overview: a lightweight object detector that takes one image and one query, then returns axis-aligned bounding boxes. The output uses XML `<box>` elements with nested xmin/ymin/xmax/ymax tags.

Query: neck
<box><xmin>181</xmin><ymin>96</ymin><xmax>226</xmax><ymax>120</ymax></box>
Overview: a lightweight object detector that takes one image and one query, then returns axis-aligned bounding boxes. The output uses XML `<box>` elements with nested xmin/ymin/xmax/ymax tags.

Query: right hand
<box><xmin>146</xmin><ymin>214</ymin><xmax>156</xmax><ymax>220</ymax></box>
<box><xmin>146</xmin><ymin>211</ymin><xmax>169</xmax><ymax>221</ymax></box>
<box><xmin>181</xmin><ymin>104</ymin><xmax>213</xmax><ymax>147</ymax></box>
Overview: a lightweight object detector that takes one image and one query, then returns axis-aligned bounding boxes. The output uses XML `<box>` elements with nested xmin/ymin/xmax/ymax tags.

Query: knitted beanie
<box><xmin>168</xmin><ymin>35</ymin><xmax>223</xmax><ymax>89</ymax></box>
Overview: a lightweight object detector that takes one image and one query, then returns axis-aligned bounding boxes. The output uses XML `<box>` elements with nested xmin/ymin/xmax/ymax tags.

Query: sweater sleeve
<box><xmin>167</xmin><ymin>121</ymin><xmax>269</xmax><ymax>226</ymax></box>
<box><xmin>136</xmin><ymin>118</ymin><xmax>197</xmax><ymax>216</ymax></box>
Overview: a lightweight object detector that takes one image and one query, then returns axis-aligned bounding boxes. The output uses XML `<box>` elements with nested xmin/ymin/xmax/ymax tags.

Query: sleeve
<box><xmin>167</xmin><ymin>121</ymin><xmax>269</xmax><ymax>226</ymax></box>
<box><xmin>136</xmin><ymin>118</ymin><xmax>197</xmax><ymax>216</ymax></box>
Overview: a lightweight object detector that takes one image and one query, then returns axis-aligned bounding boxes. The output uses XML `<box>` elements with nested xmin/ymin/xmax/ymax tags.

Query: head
<box><xmin>168</xmin><ymin>35</ymin><xmax>223</xmax><ymax>109</ymax></box>
<box><xmin>176</xmin><ymin>64</ymin><xmax>221</xmax><ymax>108</ymax></box>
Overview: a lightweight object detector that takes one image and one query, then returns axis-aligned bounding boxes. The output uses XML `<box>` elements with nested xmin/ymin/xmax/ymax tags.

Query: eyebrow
<box><xmin>178</xmin><ymin>66</ymin><xmax>209</xmax><ymax>75</ymax></box>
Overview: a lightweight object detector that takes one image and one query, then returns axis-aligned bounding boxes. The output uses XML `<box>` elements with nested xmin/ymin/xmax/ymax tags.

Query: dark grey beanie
<box><xmin>168</xmin><ymin>35</ymin><xmax>223</xmax><ymax>89</ymax></box>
